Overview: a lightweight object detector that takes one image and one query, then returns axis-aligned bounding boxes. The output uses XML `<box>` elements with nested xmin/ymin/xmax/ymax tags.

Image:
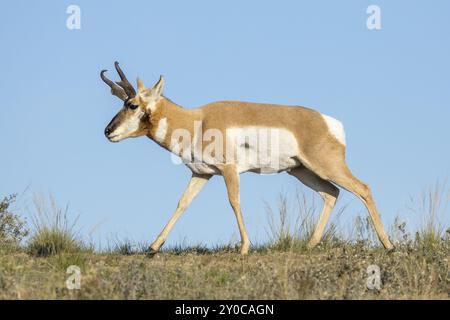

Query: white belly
<box><xmin>226</xmin><ymin>127</ymin><xmax>300</xmax><ymax>174</ymax></box>
<box><xmin>177</xmin><ymin>126</ymin><xmax>301</xmax><ymax>175</ymax></box>
<box><xmin>185</xmin><ymin>162</ymin><xmax>220</xmax><ymax>175</ymax></box>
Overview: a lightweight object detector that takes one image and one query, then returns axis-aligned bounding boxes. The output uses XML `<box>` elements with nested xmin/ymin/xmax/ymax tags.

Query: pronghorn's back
<box><xmin>199</xmin><ymin>100</ymin><xmax>345</xmax><ymax>146</ymax></box>
<box><xmin>197</xmin><ymin>100</ymin><xmax>347</xmax><ymax>174</ymax></box>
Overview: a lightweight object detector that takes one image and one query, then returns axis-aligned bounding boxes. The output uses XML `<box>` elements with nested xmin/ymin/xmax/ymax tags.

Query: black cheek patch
<box><xmin>141</xmin><ymin>113</ymin><xmax>150</xmax><ymax>122</ymax></box>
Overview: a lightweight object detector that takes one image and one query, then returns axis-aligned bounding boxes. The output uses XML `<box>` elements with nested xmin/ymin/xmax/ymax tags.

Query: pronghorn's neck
<box><xmin>146</xmin><ymin>97</ymin><xmax>199</xmax><ymax>150</ymax></box>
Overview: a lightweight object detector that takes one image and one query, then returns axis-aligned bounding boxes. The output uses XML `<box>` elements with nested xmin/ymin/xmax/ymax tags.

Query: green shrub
<box><xmin>0</xmin><ymin>194</ymin><xmax>29</xmax><ymax>250</ymax></box>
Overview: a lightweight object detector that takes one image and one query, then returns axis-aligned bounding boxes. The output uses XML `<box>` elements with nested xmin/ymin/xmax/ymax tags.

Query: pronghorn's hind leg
<box><xmin>304</xmin><ymin>141</ymin><xmax>394</xmax><ymax>250</ymax></box>
<box><xmin>288</xmin><ymin>166</ymin><xmax>340</xmax><ymax>248</ymax></box>
<box><xmin>298</xmin><ymin>129</ymin><xmax>394</xmax><ymax>250</ymax></box>
<box><xmin>324</xmin><ymin>163</ymin><xmax>394</xmax><ymax>250</ymax></box>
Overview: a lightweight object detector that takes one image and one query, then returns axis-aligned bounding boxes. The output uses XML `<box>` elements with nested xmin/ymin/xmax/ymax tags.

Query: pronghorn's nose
<box><xmin>104</xmin><ymin>127</ymin><xmax>112</xmax><ymax>137</ymax></box>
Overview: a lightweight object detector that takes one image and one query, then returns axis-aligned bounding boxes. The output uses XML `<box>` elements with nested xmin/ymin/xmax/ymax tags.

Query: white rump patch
<box><xmin>322</xmin><ymin>115</ymin><xmax>346</xmax><ymax>145</ymax></box>
<box><xmin>155</xmin><ymin>118</ymin><xmax>168</xmax><ymax>144</ymax></box>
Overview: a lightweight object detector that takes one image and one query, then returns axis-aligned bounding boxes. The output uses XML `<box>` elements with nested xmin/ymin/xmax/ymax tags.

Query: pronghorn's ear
<box><xmin>152</xmin><ymin>75</ymin><xmax>165</xmax><ymax>97</ymax></box>
<box><xmin>138</xmin><ymin>76</ymin><xmax>165</xmax><ymax>113</ymax></box>
<box><xmin>139</xmin><ymin>76</ymin><xmax>165</xmax><ymax>99</ymax></box>
<box><xmin>136</xmin><ymin>78</ymin><xmax>146</xmax><ymax>92</ymax></box>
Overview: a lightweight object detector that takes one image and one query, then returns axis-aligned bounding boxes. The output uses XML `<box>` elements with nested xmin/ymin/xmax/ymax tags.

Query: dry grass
<box><xmin>26</xmin><ymin>195</ymin><xmax>89</xmax><ymax>257</ymax></box>
<box><xmin>0</xmin><ymin>244</ymin><xmax>449</xmax><ymax>299</ymax></box>
<box><xmin>264</xmin><ymin>192</ymin><xmax>346</xmax><ymax>252</ymax></box>
<box><xmin>0</xmin><ymin>183</ymin><xmax>449</xmax><ymax>300</ymax></box>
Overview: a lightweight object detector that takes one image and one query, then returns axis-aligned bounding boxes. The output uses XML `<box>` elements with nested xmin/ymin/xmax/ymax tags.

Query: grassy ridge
<box><xmin>1</xmin><ymin>244</ymin><xmax>449</xmax><ymax>299</ymax></box>
<box><xmin>0</xmin><ymin>184</ymin><xmax>449</xmax><ymax>300</ymax></box>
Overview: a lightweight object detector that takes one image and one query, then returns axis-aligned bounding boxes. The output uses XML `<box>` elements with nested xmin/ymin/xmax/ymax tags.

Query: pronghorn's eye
<box><xmin>126</xmin><ymin>102</ymin><xmax>139</xmax><ymax>110</ymax></box>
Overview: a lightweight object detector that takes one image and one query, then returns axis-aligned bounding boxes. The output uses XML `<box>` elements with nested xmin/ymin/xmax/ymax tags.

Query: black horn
<box><xmin>100</xmin><ymin>70</ymin><xmax>128</xmax><ymax>101</ymax></box>
<box><xmin>100</xmin><ymin>61</ymin><xmax>137</xmax><ymax>101</ymax></box>
<box><xmin>114</xmin><ymin>61</ymin><xmax>136</xmax><ymax>98</ymax></box>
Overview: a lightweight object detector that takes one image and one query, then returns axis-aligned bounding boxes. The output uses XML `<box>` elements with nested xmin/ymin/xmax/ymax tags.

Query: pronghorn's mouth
<box><xmin>107</xmin><ymin>134</ymin><xmax>121</xmax><ymax>142</ymax></box>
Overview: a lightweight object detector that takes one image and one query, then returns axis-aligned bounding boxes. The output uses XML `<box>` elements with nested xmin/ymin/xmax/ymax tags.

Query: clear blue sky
<box><xmin>1</xmin><ymin>1</ymin><xmax>449</xmax><ymax>248</ymax></box>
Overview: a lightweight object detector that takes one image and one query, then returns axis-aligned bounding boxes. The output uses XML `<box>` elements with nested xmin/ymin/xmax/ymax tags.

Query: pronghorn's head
<box><xmin>100</xmin><ymin>62</ymin><xmax>165</xmax><ymax>142</ymax></box>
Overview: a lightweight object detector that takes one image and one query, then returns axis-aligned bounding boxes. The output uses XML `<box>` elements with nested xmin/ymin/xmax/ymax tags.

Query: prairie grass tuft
<box><xmin>27</xmin><ymin>195</ymin><xmax>87</xmax><ymax>257</ymax></box>
<box><xmin>106</xmin><ymin>237</ymin><xmax>146</xmax><ymax>255</ymax></box>
<box><xmin>265</xmin><ymin>191</ymin><xmax>345</xmax><ymax>252</ymax></box>
<box><xmin>408</xmin><ymin>180</ymin><xmax>450</xmax><ymax>252</ymax></box>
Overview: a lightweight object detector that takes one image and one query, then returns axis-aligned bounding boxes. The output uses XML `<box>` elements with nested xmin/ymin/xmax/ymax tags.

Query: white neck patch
<box><xmin>154</xmin><ymin>118</ymin><xmax>168</xmax><ymax>144</ymax></box>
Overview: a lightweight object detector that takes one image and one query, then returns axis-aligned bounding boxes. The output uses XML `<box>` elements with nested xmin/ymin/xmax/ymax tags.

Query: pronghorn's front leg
<box><xmin>221</xmin><ymin>165</ymin><xmax>250</xmax><ymax>255</ymax></box>
<box><xmin>148</xmin><ymin>173</ymin><xmax>212</xmax><ymax>255</ymax></box>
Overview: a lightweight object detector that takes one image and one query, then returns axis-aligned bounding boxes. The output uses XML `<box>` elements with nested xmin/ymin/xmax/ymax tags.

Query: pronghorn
<box><xmin>101</xmin><ymin>61</ymin><xmax>394</xmax><ymax>255</ymax></box>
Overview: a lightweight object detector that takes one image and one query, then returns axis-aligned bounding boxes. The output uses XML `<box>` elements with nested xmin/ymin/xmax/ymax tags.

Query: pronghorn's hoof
<box><xmin>383</xmin><ymin>239</ymin><xmax>395</xmax><ymax>252</ymax></box>
<box><xmin>385</xmin><ymin>245</ymin><xmax>396</xmax><ymax>254</ymax></box>
<box><xmin>240</xmin><ymin>242</ymin><xmax>250</xmax><ymax>255</ymax></box>
<box><xmin>307</xmin><ymin>238</ymin><xmax>320</xmax><ymax>250</ymax></box>
<box><xmin>146</xmin><ymin>248</ymin><xmax>159</xmax><ymax>258</ymax></box>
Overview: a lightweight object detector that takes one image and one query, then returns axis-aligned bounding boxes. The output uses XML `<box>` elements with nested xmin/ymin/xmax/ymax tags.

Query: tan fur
<box><xmin>139</xmin><ymin>98</ymin><xmax>333</xmax><ymax>167</ymax></box>
<box><xmin>106</xmin><ymin>77</ymin><xmax>394</xmax><ymax>254</ymax></box>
